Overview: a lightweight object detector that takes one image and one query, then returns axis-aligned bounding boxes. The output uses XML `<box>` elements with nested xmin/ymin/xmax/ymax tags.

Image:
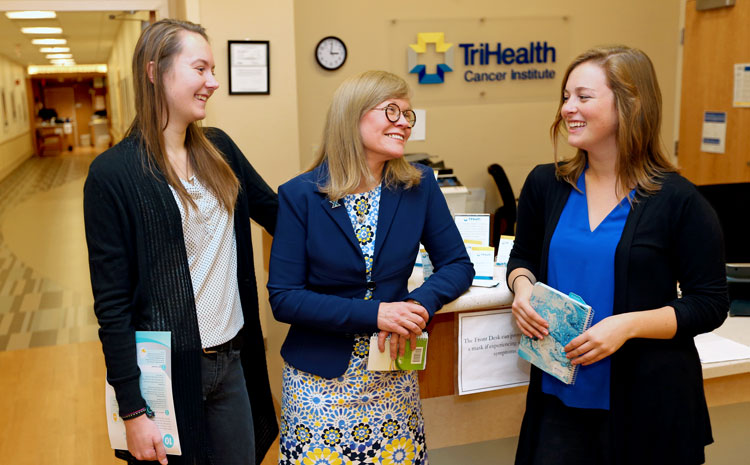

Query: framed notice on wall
<box><xmin>228</xmin><ymin>40</ymin><xmax>270</xmax><ymax>95</ymax></box>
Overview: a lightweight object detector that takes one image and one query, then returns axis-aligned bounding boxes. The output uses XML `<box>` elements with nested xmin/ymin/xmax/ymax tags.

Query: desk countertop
<box><xmin>409</xmin><ymin>264</ymin><xmax>750</xmax><ymax>379</ymax></box>
<box><xmin>703</xmin><ymin>316</ymin><xmax>750</xmax><ymax>379</ymax></box>
<box><xmin>408</xmin><ymin>264</ymin><xmax>513</xmax><ymax>313</ymax></box>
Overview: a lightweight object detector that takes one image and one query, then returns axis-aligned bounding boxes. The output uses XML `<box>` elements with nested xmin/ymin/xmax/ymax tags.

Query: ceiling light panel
<box><xmin>46</xmin><ymin>54</ymin><xmax>72</xmax><ymax>59</ymax></box>
<box><xmin>40</xmin><ymin>47</ymin><xmax>70</xmax><ymax>53</ymax></box>
<box><xmin>32</xmin><ymin>38</ymin><xmax>67</xmax><ymax>45</ymax></box>
<box><xmin>21</xmin><ymin>27</ymin><xmax>63</xmax><ymax>34</ymax></box>
<box><xmin>5</xmin><ymin>11</ymin><xmax>56</xmax><ymax>19</ymax></box>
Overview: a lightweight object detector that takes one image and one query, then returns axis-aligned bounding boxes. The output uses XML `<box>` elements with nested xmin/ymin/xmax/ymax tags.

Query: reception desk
<box><xmin>412</xmin><ymin>266</ymin><xmax>750</xmax><ymax>449</ymax></box>
<box><xmin>35</xmin><ymin>123</ymin><xmax>76</xmax><ymax>156</ymax></box>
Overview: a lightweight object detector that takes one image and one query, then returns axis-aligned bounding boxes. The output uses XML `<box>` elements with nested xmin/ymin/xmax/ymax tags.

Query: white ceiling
<box><xmin>0</xmin><ymin>11</ymin><xmax>144</xmax><ymax>66</ymax></box>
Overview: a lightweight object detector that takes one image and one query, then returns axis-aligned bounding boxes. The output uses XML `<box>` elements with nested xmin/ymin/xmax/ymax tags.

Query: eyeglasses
<box><xmin>372</xmin><ymin>103</ymin><xmax>417</xmax><ymax>128</ymax></box>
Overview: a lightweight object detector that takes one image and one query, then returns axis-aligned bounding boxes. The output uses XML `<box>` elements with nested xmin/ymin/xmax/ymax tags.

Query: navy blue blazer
<box><xmin>268</xmin><ymin>163</ymin><xmax>474</xmax><ymax>378</ymax></box>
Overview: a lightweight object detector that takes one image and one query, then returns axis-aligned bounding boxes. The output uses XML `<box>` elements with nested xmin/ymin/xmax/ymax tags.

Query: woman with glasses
<box><xmin>268</xmin><ymin>70</ymin><xmax>474</xmax><ymax>465</ymax></box>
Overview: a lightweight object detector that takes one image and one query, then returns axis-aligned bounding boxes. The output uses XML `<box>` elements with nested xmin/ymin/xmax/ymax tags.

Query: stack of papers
<box><xmin>694</xmin><ymin>332</ymin><xmax>750</xmax><ymax>363</ymax></box>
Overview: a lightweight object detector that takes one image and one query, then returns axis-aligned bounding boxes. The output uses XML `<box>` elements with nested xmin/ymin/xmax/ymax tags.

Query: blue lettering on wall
<box><xmin>458</xmin><ymin>41</ymin><xmax>556</xmax><ymax>66</ymax></box>
<box><xmin>464</xmin><ymin>68</ymin><xmax>556</xmax><ymax>82</ymax></box>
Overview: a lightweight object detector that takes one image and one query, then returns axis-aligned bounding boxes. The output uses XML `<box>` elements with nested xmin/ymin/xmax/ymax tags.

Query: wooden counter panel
<box><xmin>418</xmin><ymin>312</ymin><xmax>457</xmax><ymax>398</ymax></box>
<box><xmin>704</xmin><ymin>372</ymin><xmax>750</xmax><ymax>407</ymax></box>
<box><xmin>422</xmin><ymin>387</ymin><xmax>527</xmax><ymax>449</ymax></box>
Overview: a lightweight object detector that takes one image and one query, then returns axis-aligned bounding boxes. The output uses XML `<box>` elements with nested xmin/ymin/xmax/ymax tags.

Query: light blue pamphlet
<box><xmin>105</xmin><ymin>331</ymin><xmax>181</xmax><ymax>455</ymax></box>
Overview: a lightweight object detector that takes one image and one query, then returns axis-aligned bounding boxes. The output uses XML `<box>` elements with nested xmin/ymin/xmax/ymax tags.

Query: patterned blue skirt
<box><xmin>278</xmin><ymin>335</ymin><xmax>428</xmax><ymax>465</ymax></box>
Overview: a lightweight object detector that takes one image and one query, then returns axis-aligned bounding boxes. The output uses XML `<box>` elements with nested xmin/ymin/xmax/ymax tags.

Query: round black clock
<box><xmin>315</xmin><ymin>36</ymin><xmax>347</xmax><ymax>71</ymax></box>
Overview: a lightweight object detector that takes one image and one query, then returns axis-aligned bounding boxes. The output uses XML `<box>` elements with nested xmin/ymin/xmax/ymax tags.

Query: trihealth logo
<box><xmin>408</xmin><ymin>32</ymin><xmax>454</xmax><ymax>84</ymax></box>
<box><xmin>407</xmin><ymin>32</ymin><xmax>558</xmax><ymax>85</ymax></box>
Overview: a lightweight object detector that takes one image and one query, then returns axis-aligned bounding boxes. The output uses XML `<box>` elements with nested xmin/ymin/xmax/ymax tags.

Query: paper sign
<box><xmin>700</xmin><ymin>111</ymin><xmax>727</xmax><ymax>154</ymax></box>
<box><xmin>733</xmin><ymin>63</ymin><xmax>750</xmax><ymax>108</ymax></box>
<box><xmin>458</xmin><ymin>310</ymin><xmax>529</xmax><ymax>395</ymax></box>
<box><xmin>469</xmin><ymin>245</ymin><xmax>496</xmax><ymax>284</ymax></box>
<box><xmin>106</xmin><ymin>331</ymin><xmax>181</xmax><ymax>455</ymax></box>
<box><xmin>495</xmin><ymin>235</ymin><xmax>515</xmax><ymax>266</ymax></box>
<box><xmin>410</xmin><ymin>109</ymin><xmax>426</xmax><ymax>141</ymax></box>
<box><xmin>455</xmin><ymin>214</ymin><xmax>490</xmax><ymax>246</ymax></box>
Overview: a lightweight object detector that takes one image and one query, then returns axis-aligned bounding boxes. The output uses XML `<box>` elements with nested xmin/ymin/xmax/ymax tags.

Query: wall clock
<box><xmin>315</xmin><ymin>36</ymin><xmax>347</xmax><ymax>71</ymax></box>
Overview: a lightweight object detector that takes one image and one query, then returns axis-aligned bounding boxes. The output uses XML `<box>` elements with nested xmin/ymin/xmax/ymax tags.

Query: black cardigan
<box><xmin>507</xmin><ymin>164</ymin><xmax>728</xmax><ymax>465</ymax></box>
<box><xmin>84</xmin><ymin>128</ymin><xmax>279</xmax><ymax>464</ymax></box>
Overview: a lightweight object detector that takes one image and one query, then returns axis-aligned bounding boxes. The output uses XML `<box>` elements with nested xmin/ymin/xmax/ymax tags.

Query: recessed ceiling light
<box><xmin>5</xmin><ymin>11</ymin><xmax>56</xmax><ymax>19</ymax></box>
<box><xmin>28</xmin><ymin>64</ymin><xmax>108</xmax><ymax>75</ymax></box>
<box><xmin>50</xmin><ymin>59</ymin><xmax>75</xmax><ymax>65</ymax></box>
<box><xmin>21</xmin><ymin>27</ymin><xmax>63</xmax><ymax>34</ymax></box>
<box><xmin>46</xmin><ymin>54</ymin><xmax>72</xmax><ymax>59</ymax></box>
<box><xmin>40</xmin><ymin>47</ymin><xmax>70</xmax><ymax>53</ymax></box>
<box><xmin>32</xmin><ymin>38</ymin><xmax>66</xmax><ymax>45</ymax></box>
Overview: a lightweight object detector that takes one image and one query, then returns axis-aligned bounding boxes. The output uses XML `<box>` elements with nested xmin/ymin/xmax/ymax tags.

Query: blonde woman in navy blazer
<box><xmin>268</xmin><ymin>71</ymin><xmax>473</xmax><ymax>465</ymax></box>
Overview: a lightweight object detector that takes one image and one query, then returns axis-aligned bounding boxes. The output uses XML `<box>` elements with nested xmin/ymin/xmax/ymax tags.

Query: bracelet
<box><xmin>510</xmin><ymin>274</ymin><xmax>533</xmax><ymax>294</ymax></box>
<box><xmin>121</xmin><ymin>405</ymin><xmax>155</xmax><ymax>420</ymax></box>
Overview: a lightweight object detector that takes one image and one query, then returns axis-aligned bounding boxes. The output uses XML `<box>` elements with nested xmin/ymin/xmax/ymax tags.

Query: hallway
<box><xmin>0</xmin><ymin>149</ymin><xmax>98</xmax><ymax>352</ymax></box>
<box><xmin>0</xmin><ymin>148</ymin><xmax>280</xmax><ymax>464</ymax></box>
<box><xmin>0</xmin><ymin>148</ymin><xmax>120</xmax><ymax>464</ymax></box>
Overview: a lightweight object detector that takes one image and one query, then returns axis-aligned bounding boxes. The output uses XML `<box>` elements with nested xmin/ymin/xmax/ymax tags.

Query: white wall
<box><xmin>0</xmin><ymin>54</ymin><xmax>32</xmax><ymax>181</ymax></box>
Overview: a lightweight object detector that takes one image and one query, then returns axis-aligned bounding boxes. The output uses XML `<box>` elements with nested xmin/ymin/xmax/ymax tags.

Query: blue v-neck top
<box><xmin>542</xmin><ymin>170</ymin><xmax>633</xmax><ymax>410</ymax></box>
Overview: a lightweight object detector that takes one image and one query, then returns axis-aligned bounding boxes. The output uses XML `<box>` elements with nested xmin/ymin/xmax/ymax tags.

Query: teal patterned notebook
<box><xmin>517</xmin><ymin>282</ymin><xmax>594</xmax><ymax>384</ymax></box>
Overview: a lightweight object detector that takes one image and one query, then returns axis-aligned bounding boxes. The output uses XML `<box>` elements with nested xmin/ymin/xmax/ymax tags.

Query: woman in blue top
<box><xmin>507</xmin><ymin>46</ymin><xmax>728</xmax><ymax>465</ymax></box>
<box><xmin>268</xmin><ymin>70</ymin><xmax>474</xmax><ymax>465</ymax></box>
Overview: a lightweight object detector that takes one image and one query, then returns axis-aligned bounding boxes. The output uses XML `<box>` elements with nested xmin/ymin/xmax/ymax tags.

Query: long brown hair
<box><xmin>309</xmin><ymin>70</ymin><xmax>421</xmax><ymax>201</ymax></box>
<box><xmin>551</xmin><ymin>45</ymin><xmax>675</xmax><ymax>197</ymax></box>
<box><xmin>127</xmin><ymin>18</ymin><xmax>238</xmax><ymax>212</ymax></box>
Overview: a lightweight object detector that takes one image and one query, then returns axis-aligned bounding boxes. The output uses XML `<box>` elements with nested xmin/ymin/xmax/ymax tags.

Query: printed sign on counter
<box><xmin>458</xmin><ymin>309</ymin><xmax>529</xmax><ymax>395</ymax></box>
<box><xmin>455</xmin><ymin>213</ymin><xmax>490</xmax><ymax>246</ymax></box>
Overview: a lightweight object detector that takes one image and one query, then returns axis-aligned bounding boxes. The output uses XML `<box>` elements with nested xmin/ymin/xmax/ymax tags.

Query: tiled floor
<box><xmin>0</xmin><ymin>150</ymin><xmax>99</xmax><ymax>351</ymax></box>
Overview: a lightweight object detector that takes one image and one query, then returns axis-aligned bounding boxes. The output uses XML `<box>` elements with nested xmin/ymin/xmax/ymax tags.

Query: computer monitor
<box><xmin>696</xmin><ymin>182</ymin><xmax>750</xmax><ymax>266</ymax></box>
<box><xmin>697</xmin><ymin>182</ymin><xmax>750</xmax><ymax>315</ymax></box>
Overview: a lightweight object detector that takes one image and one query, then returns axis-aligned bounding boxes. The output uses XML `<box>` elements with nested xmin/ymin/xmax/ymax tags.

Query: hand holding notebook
<box><xmin>517</xmin><ymin>282</ymin><xmax>595</xmax><ymax>384</ymax></box>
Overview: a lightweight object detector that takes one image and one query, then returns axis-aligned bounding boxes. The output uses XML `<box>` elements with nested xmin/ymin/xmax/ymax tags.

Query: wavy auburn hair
<box><xmin>127</xmin><ymin>18</ymin><xmax>238</xmax><ymax>212</ymax></box>
<box><xmin>309</xmin><ymin>70</ymin><xmax>421</xmax><ymax>201</ymax></box>
<box><xmin>551</xmin><ymin>45</ymin><xmax>676</xmax><ymax>198</ymax></box>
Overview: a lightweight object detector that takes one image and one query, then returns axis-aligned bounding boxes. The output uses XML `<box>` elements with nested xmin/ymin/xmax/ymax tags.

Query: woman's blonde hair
<box><xmin>309</xmin><ymin>70</ymin><xmax>421</xmax><ymax>200</ymax></box>
<box><xmin>551</xmin><ymin>45</ymin><xmax>675</xmax><ymax>197</ymax></box>
<box><xmin>128</xmin><ymin>18</ymin><xmax>239</xmax><ymax>212</ymax></box>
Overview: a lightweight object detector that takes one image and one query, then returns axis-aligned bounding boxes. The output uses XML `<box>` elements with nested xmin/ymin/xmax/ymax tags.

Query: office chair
<box><xmin>487</xmin><ymin>163</ymin><xmax>517</xmax><ymax>246</ymax></box>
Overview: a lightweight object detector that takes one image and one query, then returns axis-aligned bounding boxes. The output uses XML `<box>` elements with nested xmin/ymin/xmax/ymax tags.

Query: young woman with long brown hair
<box><xmin>507</xmin><ymin>46</ymin><xmax>728</xmax><ymax>465</ymax></box>
<box><xmin>84</xmin><ymin>19</ymin><xmax>277</xmax><ymax>464</ymax></box>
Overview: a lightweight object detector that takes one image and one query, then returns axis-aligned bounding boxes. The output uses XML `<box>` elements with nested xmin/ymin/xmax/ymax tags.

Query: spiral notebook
<box><xmin>517</xmin><ymin>282</ymin><xmax>594</xmax><ymax>384</ymax></box>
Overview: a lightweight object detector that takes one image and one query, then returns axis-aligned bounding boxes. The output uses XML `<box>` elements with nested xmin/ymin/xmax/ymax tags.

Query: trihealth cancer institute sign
<box><xmin>389</xmin><ymin>17</ymin><xmax>569</xmax><ymax>103</ymax></box>
<box><xmin>459</xmin><ymin>41</ymin><xmax>557</xmax><ymax>82</ymax></box>
<box><xmin>409</xmin><ymin>33</ymin><xmax>558</xmax><ymax>85</ymax></box>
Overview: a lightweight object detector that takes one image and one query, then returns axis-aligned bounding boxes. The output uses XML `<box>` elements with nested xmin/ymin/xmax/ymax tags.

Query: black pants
<box><xmin>200</xmin><ymin>349</ymin><xmax>255</xmax><ymax>465</ymax></box>
<box><xmin>529</xmin><ymin>393</ymin><xmax>611</xmax><ymax>465</ymax></box>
